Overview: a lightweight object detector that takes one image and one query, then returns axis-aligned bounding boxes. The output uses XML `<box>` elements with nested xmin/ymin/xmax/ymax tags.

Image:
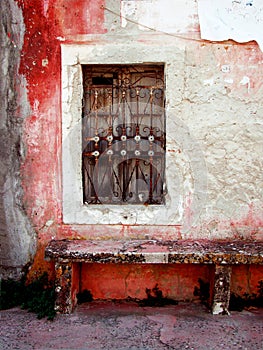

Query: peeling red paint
<box><xmin>53</xmin><ymin>0</ymin><xmax>106</xmax><ymax>36</ymax></box>
<box><xmin>17</xmin><ymin>0</ymin><xmax>62</xmax><ymax>237</ymax></box>
<box><xmin>15</xmin><ymin>0</ymin><xmax>106</xmax><ymax>279</ymax></box>
<box><xmin>235</xmin><ymin>203</ymin><xmax>263</xmax><ymax>227</ymax></box>
<box><xmin>16</xmin><ymin>0</ymin><xmax>106</xmax><ymax>237</ymax></box>
<box><xmin>195</xmin><ymin>42</ymin><xmax>263</xmax><ymax>96</ymax></box>
<box><xmin>184</xmin><ymin>193</ymin><xmax>194</xmax><ymax>229</ymax></box>
<box><xmin>230</xmin><ymin>203</ymin><xmax>263</xmax><ymax>240</ymax></box>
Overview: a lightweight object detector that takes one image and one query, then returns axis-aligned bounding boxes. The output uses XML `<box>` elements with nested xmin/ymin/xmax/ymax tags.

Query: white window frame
<box><xmin>61</xmin><ymin>41</ymin><xmax>192</xmax><ymax>225</ymax></box>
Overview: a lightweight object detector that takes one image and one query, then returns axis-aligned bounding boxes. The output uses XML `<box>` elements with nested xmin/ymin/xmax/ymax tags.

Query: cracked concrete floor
<box><xmin>1</xmin><ymin>301</ymin><xmax>263</xmax><ymax>350</ymax></box>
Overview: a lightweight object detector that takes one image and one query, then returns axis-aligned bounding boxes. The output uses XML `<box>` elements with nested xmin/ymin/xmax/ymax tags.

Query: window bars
<box><xmin>82</xmin><ymin>65</ymin><xmax>165</xmax><ymax>204</ymax></box>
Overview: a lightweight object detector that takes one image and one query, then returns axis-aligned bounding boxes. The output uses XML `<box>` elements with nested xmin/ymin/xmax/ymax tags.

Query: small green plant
<box><xmin>1</xmin><ymin>273</ymin><xmax>56</xmax><ymax>320</ymax></box>
<box><xmin>21</xmin><ymin>273</ymin><xmax>56</xmax><ymax>320</ymax></box>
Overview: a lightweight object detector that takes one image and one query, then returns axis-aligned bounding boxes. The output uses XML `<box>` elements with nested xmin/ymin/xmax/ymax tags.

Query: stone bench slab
<box><xmin>44</xmin><ymin>239</ymin><xmax>263</xmax><ymax>315</ymax></box>
<box><xmin>45</xmin><ymin>239</ymin><xmax>263</xmax><ymax>264</ymax></box>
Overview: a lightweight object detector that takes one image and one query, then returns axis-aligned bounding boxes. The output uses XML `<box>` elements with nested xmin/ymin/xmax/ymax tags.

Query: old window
<box><xmin>82</xmin><ymin>65</ymin><xmax>165</xmax><ymax>205</ymax></box>
<box><xmin>61</xmin><ymin>43</ymin><xmax>193</xmax><ymax>226</ymax></box>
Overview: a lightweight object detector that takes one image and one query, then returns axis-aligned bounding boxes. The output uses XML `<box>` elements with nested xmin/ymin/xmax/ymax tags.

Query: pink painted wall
<box><xmin>15</xmin><ymin>0</ymin><xmax>263</xmax><ymax>299</ymax></box>
<box><xmin>17</xmin><ymin>0</ymin><xmax>106</xmax><ymax>277</ymax></box>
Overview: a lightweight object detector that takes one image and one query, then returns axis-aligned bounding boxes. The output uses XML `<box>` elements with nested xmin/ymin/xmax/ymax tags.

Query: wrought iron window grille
<box><xmin>82</xmin><ymin>65</ymin><xmax>166</xmax><ymax>205</ymax></box>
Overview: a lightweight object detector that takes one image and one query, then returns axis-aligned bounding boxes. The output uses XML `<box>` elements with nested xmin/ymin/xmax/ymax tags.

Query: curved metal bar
<box><xmin>82</xmin><ymin>65</ymin><xmax>165</xmax><ymax>204</ymax></box>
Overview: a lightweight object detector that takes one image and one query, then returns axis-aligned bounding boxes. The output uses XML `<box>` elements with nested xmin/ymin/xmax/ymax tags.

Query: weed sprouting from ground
<box><xmin>0</xmin><ymin>272</ymin><xmax>56</xmax><ymax>320</ymax></box>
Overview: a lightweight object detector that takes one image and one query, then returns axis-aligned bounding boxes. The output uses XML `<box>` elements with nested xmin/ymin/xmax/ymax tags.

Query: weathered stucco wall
<box><xmin>1</xmin><ymin>0</ymin><xmax>262</xmax><ymax>297</ymax></box>
<box><xmin>0</xmin><ymin>0</ymin><xmax>36</xmax><ymax>279</ymax></box>
<box><xmin>178</xmin><ymin>42</ymin><xmax>263</xmax><ymax>240</ymax></box>
<box><xmin>57</xmin><ymin>0</ymin><xmax>262</xmax><ymax>242</ymax></box>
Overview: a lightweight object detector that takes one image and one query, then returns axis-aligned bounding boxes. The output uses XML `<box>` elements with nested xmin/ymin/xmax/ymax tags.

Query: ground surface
<box><xmin>1</xmin><ymin>301</ymin><xmax>263</xmax><ymax>350</ymax></box>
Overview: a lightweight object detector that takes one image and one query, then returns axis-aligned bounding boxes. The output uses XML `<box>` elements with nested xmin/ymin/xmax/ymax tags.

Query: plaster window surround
<box><xmin>61</xmin><ymin>39</ymin><xmax>196</xmax><ymax>226</ymax></box>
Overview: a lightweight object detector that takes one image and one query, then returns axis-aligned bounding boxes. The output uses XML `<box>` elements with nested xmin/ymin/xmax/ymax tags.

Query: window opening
<box><xmin>82</xmin><ymin>64</ymin><xmax>165</xmax><ymax>205</ymax></box>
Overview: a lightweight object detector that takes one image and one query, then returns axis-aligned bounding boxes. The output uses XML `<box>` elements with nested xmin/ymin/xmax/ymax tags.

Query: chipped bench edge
<box><xmin>144</xmin><ymin>253</ymin><xmax>168</xmax><ymax>263</ymax></box>
<box><xmin>45</xmin><ymin>239</ymin><xmax>263</xmax><ymax>265</ymax></box>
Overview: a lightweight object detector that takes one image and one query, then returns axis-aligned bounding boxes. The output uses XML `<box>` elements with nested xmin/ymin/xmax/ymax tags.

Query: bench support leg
<box><xmin>212</xmin><ymin>265</ymin><xmax>232</xmax><ymax>315</ymax></box>
<box><xmin>54</xmin><ymin>262</ymin><xmax>74</xmax><ymax>314</ymax></box>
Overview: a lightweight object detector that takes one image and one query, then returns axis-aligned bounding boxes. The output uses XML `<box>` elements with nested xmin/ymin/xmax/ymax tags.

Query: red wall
<box><xmin>81</xmin><ymin>263</ymin><xmax>212</xmax><ymax>301</ymax></box>
<box><xmin>16</xmin><ymin>0</ymin><xmax>106</xmax><ymax>279</ymax></box>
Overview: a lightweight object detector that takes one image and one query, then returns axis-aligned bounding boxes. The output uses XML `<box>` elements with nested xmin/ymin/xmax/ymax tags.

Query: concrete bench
<box><xmin>45</xmin><ymin>239</ymin><xmax>263</xmax><ymax>315</ymax></box>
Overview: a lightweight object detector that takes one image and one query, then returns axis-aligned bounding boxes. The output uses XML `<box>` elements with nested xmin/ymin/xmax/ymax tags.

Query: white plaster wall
<box><xmin>120</xmin><ymin>0</ymin><xmax>198</xmax><ymax>33</ymax></box>
<box><xmin>181</xmin><ymin>44</ymin><xmax>263</xmax><ymax>239</ymax></box>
